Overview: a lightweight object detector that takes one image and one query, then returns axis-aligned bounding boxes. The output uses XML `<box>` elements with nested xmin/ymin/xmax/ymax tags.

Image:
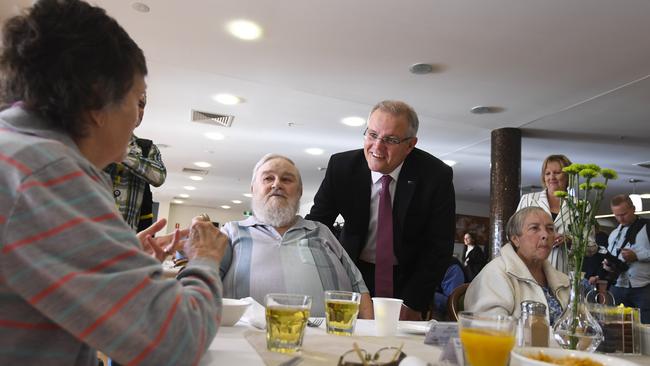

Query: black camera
<box><xmin>603</xmin><ymin>252</ymin><xmax>629</xmax><ymax>274</ymax></box>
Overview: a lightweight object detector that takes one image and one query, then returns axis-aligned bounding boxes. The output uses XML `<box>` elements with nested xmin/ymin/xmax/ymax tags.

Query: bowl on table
<box><xmin>221</xmin><ymin>298</ymin><xmax>251</xmax><ymax>326</ymax></box>
<box><xmin>510</xmin><ymin>347</ymin><xmax>638</xmax><ymax>366</ymax></box>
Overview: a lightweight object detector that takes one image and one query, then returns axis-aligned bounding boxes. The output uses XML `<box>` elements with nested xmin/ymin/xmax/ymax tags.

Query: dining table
<box><xmin>197</xmin><ymin>319</ymin><xmax>650</xmax><ymax>365</ymax></box>
<box><xmin>199</xmin><ymin>319</ymin><xmax>441</xmax><ymax>366</ymax></box>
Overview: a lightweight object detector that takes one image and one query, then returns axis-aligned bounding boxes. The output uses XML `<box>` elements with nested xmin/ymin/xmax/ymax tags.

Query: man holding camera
<box><xmin>604</xmin><ymin>195</ymin><xmax>650</xmax><ymax>323</ymax></box>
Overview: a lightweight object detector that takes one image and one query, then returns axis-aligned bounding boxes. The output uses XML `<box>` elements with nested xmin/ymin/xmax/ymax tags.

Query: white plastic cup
<box><xmin>372</xmin><ymin>297</ymin><xmax>403</xmax><ymax>336</ymax></box>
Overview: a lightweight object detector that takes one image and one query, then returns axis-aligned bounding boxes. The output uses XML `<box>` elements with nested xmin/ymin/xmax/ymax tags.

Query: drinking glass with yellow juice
<box><xmin>458</xmin><ymin>312</ymin><xmax>516</xmax><ymax>366</ymax></box>
<box><xmin>324</xmin><ymin>291</ymin><xmax>360</xmax><ymax>336</ymax></box>
<box><xmin>265</xmin><ymin>294</ymin><xmax>312</xmax><ymax>354</ymax></box>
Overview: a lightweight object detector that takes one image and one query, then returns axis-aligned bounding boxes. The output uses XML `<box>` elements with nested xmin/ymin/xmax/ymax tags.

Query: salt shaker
<box><xmin>518</xmin><ymin>300</ymin><xmax>549</xmax><ymax>347</ymax></box>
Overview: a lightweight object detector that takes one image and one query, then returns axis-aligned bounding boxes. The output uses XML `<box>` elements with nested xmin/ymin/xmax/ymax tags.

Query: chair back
<box><xmin>446</xmin><ymin>283</ymin><xmax>470</xmax><ymax>321</ymax></box>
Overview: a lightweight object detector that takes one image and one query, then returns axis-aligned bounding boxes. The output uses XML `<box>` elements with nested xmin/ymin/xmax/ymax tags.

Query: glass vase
<box><xmin>552</xmin><ymin>271</ymin><xmax>604</xmax><ymax>351</ymax></box>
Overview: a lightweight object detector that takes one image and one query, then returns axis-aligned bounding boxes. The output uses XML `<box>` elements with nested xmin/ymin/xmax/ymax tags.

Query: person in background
<box><xmin>461</xmin><ymin>232</ymin><xmax>487</xmax><ymax>281</ymax></box>
<box><xmin>104</xmin><ymin>91</ymin><xmax>166</xmax><ymax>232</ymax></box>
<box><xmin>604</xmin><ymin>195</ymin><xmax>650</xmax><ymax>323</ymax></box>
<box><xmin>464</xmin><ymin>207</ymin><xmax>570</xmax><ymax>325</ymax></box>
<box><xmin>307</xmin><ymin>100</ymin><xmax>456</xmax><ymax>320</ymax></box>
<box><xmin>517</xmin><ymin>154</ymin><xmax>596</xmax><ymax>273</ymax></box>
<box><xmin>0</xmin><ymin>0</ymin><xmax>227</xmax><ymax>364</ymax></box>
<box><xmin>219</xmin><ymin>154</ymin><xmax>373</xmax><ymax>318</ymax></box>
<box><xmin>581</xmin><ymin>222</ymin><xmax>608</xmax><ymax>288</ymax></box>
<box><xmin>433</xmin><ymin>256</ymin><xmax>466</xmax><ymax>320</ymax></box>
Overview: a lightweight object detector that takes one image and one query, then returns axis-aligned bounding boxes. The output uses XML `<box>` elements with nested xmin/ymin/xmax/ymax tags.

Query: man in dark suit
<box><xmin>306</xmin><ymin>100</ymin><xmax>456</xmax><ymax>320</ymax></box>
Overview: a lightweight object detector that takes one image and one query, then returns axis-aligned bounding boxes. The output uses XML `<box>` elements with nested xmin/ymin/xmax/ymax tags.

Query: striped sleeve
<box><xmin>1</xmin><ymin>153</ymin><xmax>222</xmax><ymax>365</ymax></box>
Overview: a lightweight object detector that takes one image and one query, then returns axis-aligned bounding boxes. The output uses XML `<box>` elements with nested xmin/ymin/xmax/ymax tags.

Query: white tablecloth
<box><xmin>199</xmin><ymin>319</ymin><xmax>650</xmax><ymax>366</ymax></box>
<box><xmin>199</xmin><ymin>319</ymin><xmax>436</xmax><ymax>365</ymax></box>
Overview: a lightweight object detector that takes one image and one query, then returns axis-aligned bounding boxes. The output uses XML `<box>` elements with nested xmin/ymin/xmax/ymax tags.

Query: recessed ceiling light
<box><xmin>183</xmin><ymin>186</ymin><xmax>196</xmax><ymax>191</ymax></box>
<box><xmin>470</xmin><ymin>105</ymin><xmax>505</xmax><ymax>114</ymax></box>
<box><xmin>213</xmin><ymin>94</ymin><xmax>242</xmax><ymax>105</ymax></box>
<box><xmin>443</xmin><ymin>159</ymin><xmax>457</xmax><ymax>167</ymax></box>
<box><xmin>243</xmin><ymin>193</ymin><xmax>252</xmax><ymax>198</ymax></box>
<box><xmin>204</xmin><ymin>132</ymin><xmax>225</xmax><ymax>141</ymax></box>
<box><xmin>189</xmin><ymin>175</ymin><xmax>203</xmax><ymax>181</ymax></box>
<box><xmin>231</xmin><ymin>200</ymin><xmax>242</xmax><ymax>204</ymax></box>
<box><xmin>226</xmin><ymin>19</ymin><xmax>262</xmax><ymax>41</ymax></box>
<box><xmin>179</xmin><ymin>193</ymin><xmax>190</xmax><ymax>198</ymax></box>
<box><xmin>194</xmin><ymin>161</ymin><xmax>211</xmax><ymax>168</ymax></box>
<box><xmin>131</xmin><ymin>2</ymin><xmax>150</xmax><ymax>13</ymax></box>
<box><xmin>221</xmin><ymin>205</ymin><xmax>231</xmax><ymax>209</ymax></box>
<box><xmin>305</xmin><ymin>148</ymin><xmax>324</xmax><ymax>155</ymax></box>
<box><xmin>172</xmin><ymin>199</ymin><xmax>184</xmax><ymax>204</ymax></box>
<box><xmin>341</xmin><ymin>116</ymin><xmax>366</xmax><ymax>127</ymax></box>
<box><xmin>409</xmin><ymin>63</ymin><xmax>434</xmax><ymax>74</ymax></box>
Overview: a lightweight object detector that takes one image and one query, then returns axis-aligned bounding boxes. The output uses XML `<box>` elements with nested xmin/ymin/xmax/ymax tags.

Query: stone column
<box><xmin>489</xmin><ymin>128</ymin><xmax>521</xmax><ymax>259</ymax></box>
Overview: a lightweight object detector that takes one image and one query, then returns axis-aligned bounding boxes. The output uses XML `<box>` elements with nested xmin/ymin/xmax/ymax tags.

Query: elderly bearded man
<box><xmin>219</xmin><ymin>154</ymin><xmax>373</xmax><ymax>317</ymax></box>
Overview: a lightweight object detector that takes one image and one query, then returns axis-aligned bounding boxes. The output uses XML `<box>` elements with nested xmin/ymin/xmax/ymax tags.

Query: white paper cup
<box><xmin>372</xmin><ymin>297</ymin><xmax>403</xmax><ymax>336</ymax></box>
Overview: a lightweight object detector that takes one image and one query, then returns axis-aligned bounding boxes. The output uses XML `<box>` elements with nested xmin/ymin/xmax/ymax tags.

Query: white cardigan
<box><xmin>464</xmin><ymin>244</ymin><xmax>570</xmax><ymax>322</ymax></box>
<box><xmin>517</xmin><ymin>190</ymin><xmax>595</xmax><ymax>273</ymax></box>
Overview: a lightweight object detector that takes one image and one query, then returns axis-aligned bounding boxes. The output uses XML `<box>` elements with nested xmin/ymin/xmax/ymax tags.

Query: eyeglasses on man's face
<box><xmin>363</xmin><ymin>128</ymin><xmax>413</xmax><ymax>146</ymax></box>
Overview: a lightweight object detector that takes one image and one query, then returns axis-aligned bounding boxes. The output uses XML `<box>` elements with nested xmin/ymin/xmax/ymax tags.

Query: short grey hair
<box><xmin>251</xmin><ymin>153</ymin><xmax>303</xmax><ymax>192</ymax></box>
<box><xmin>369</xmin><ymin>100</ymin><xmax>419</xmax><ymax>137</ymax></box>
<box><xmin>506</xmin><ymin>206</ymin><xmax>549</xmax><ymax>240</ymax></box>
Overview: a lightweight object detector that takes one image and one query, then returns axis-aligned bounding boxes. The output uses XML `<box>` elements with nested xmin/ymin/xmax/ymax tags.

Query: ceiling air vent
<box><xmin>635</xmin><ymin>161</ymin><xmax>650</xmax><ymax>169</ymax></box>
<box><xmin>191</xmin><ymin>109</ymin><xmax>234</xmax><ymax>127</ymax></box>
<box><xmin>182</xmin><ymin>168</ymin><xmax>209</xmax><ymax>175</ymax></box>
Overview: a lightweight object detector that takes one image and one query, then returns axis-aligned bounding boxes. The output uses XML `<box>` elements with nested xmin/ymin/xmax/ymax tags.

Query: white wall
<box><xmin>165</xmin><ymin>204</ymin><xmax>249</xmax><ymax>233</ymax></box>
<box><xmin>455</xmin><ymin>199</ymin><xmax>489</xmax><ymax>217</ymax></box>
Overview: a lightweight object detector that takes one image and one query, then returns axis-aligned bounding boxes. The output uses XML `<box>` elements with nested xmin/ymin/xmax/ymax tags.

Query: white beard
<box><xmin>252</xmin><ymin>192</ymin><xmax>299</xmax><ymax>228</ymax></box>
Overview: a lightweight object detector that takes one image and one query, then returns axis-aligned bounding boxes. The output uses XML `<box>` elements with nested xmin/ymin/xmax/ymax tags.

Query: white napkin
<box><xmin>239</xmin><ymin>297</ymin><xmax>266</xmax><ymax>329</ymax></box>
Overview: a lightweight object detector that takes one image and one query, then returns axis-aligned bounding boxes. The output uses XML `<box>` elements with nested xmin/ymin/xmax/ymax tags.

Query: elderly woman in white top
<box><xmin>464</xmin><ymin>207</ymin><xmax>570</xmax><ymax>325</ymax></box>
<box><xmin>517</xmin><ymin>154</ymin><xmax>595</xmax><ymax>273</ymax></box>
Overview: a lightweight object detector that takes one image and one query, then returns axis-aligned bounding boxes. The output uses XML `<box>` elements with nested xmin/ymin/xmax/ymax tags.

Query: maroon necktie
<box><xmin>375</xmin><ymin>175</ymin><xmax>394</xmax><ymax>297</ymax></box>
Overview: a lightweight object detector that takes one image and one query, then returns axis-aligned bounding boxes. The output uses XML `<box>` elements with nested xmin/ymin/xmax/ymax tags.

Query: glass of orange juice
<box><xmin>458</xmin><ymin>312</ymin><xmax>516</xmax><ymax>366</ymax></box>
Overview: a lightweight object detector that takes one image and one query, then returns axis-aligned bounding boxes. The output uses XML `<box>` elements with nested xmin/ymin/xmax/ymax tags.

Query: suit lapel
<box><xmin>394</xmin><ymin>155</ymin><xmax>417</xmax><ymax>230</ymax></box>
<box><xmin>354</xmin><ymin>153</ymin><xmax>372</xmax><ymax>230</ymax></box>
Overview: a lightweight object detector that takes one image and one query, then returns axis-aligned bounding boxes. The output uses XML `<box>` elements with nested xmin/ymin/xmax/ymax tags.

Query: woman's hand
<box><xmin>552</xmin><ymin>234</ymin><xmax>565</xmax><ymax>248</ymax></box>
<box><xmin>182</xmin><ymin>215</ymin><xmax>229</xmax><ymax>264</ymax></box>
<box><xmin>138</xmin><ymin>218</ymin><xmax>189</xmax><ymax>262</ymax></box>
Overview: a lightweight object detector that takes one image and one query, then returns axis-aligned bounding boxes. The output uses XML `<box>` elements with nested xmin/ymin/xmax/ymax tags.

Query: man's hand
<box><xmin>621</xmin><ymin>248</ymin><xmax>638</xmax><ymax>263</ymax></box>
<box><xmin>358</xmin><ymin>293</ymin><xmax>374</xmax><ymax>319</ymax></box>
<box><xmin>182</xmin><ymin>216</ymin><xmax>229</xmax><ymax>264</ymax></box>
<box><xmin>399</xmin><ymin>304</ymin><xmax>423</xmax><ymax>321</ymax></box>
<box><xmin>138</xmin><ymin>218</ymin><xmax>189</xmax><ymax>262</ymax></box>
<box><xmin>588</xmin><ymin>275</ymin><xmax>599</xmax><ymax>285</ymax></box>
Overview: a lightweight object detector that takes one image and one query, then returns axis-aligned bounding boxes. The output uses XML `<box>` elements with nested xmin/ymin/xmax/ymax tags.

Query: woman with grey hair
<box><xmin>0</xmin><ymin>0</ymin><xmax>226</xmax><ymax>364</ymax></box>
<box><xmin>464</xmin><ymin>207</ymin><xmax>570</xmax><ymax>325</ymax></box>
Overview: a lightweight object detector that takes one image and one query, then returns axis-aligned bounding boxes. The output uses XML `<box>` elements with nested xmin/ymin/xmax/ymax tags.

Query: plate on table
<box><xmin>398</xmin><ymin>320</ymin><xmax>436</xmax><ymax>335</ymax></box>
<box><xmin>511</xmin><ymin>346</ymin><xmax>639</xmax><ymax>366</ymax></box>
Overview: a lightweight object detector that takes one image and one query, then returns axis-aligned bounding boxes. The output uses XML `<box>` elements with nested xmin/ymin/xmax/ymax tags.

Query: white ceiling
<box><xmin>3</xmin><ymin>0</ymin><xmax>650</xmax><ymax>215</ymax></box>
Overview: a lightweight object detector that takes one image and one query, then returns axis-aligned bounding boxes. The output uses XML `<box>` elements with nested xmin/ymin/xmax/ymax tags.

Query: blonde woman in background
<box><xmin>517</xmin><ymin>154</ymin><xmax>595</xmax><ymax>273</ymax></box>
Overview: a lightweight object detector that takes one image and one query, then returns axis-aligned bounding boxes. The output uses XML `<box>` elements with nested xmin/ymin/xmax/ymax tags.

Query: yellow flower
<box><xmin>554</xmin><ymin>191</ymin><xmax>569</xmax><ymax>198</ymax></box>
<box><xmin>591</xmin><ymin>182</ymin><xmax>606</xmax><ymax>190</ymax></box>
<box><xmin>601</xmin><ymin>168</ymin><xmax>618</xmax><ymax>180</ymax></box>
<box><xmin>563</xmin><ymin>164</ymin><xmax>581</xmax><ymax>174</ymax></box>
<box><xmin>579</xmin><ymin>168</ymin><xmax>598</xmax><ymax>179</ymax></box>
<box><xmin>583</xmin><ymin>164</ymin><xmax>601</xmax><ymax>172</ymax></box>
<box><xmin>579</xmin><ymin>183</ymin><xmax>589</xmax><ymax>190</ymax></box>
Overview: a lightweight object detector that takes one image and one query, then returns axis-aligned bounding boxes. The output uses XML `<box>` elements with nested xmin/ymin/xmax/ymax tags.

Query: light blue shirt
<box><xmin>220</xmin><ymin>216</ymin><xmax>368</xmax><ymax>316</ymax></box>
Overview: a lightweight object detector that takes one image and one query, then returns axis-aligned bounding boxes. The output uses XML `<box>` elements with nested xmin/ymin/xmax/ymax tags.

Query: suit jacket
<box><xmin>461</xmin><ymin>245</ymin><xmax>487</xmax><ymax>281</ymax></box>
<box><xmin>306</xmin><ymin>148</ymin><xmax>456</xmax><ymax>311</ymax></box>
